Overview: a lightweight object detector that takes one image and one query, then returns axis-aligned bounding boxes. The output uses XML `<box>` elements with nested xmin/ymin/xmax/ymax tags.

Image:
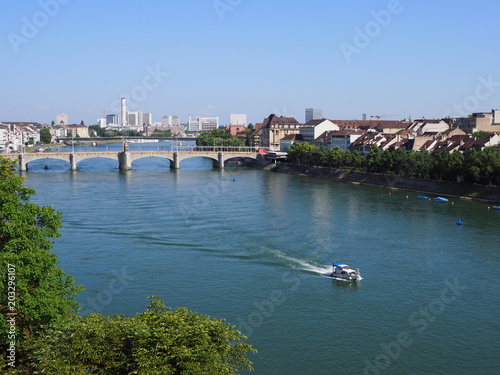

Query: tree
<box><xmin>89</xmin><ymin>125</ymin><xmax>106</xmax><ymax>137</ymax></box>
<box><xmin>286</xmin><ymin>142</ymin><xmax>316</xmax><ymax>165</ymax></box>
<box><xmin>0</xmin><ymin>158</ymin><xmax>83</xmax><ymax>369</ymax></box>
<box><xmin>247</xmin><ymin>124</ymin><xmax>254</xmax><ymax>130</ymax></box>
<box><xmin>152</xmin><ymin>129</ymin><xmax>173</xmax><ymax>137</ymax></box>
<box><xmin>51</xmin><ymin>121</ymin><xmax>55</xmax><ymax>126</ymax></box>
<box><xmin>471</xmin><ymin>130</ymin><xmax>489</xmax><ymax>139</ymax></box>
<box><xmin>196</xmin><ymin>129</ymin><xmax>244</xmax><ymax>147</ymax></box>
<box><xmin>80</xmin><ymin>120</ymin><xmax>85</xmax><ymax>126</ymax></box>
<box><xmin>29</xmin><ymin>297</ymin><xmax>256</xmax><ymax>374</ymax></box>
<box><xmin>39</xmin><ymin>128</ymin><xmax>52</xmax><ymax>144</ymax></box>
<box><xmin>326</xmin><ymin>146</ymin><xmax>344</xmax><ymax>168</ymax></box>
<box><xmin>364</xmin><ymin>144</ymin><xmax>382</xmax><ymax>172</ymax></box>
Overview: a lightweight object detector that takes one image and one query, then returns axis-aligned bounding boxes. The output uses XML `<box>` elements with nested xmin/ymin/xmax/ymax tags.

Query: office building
<box><xmin>305</xmin><ymin>108</ymin><xmax>322</xmax><ymax>123</ymax></box>
<box><xmin>127</xmin><ymin>111</ymin><xmax>143</xmax><ymax>127</ymax></box>
<box><xmin>161</xmin><ymin>115</ymin><xmax>180</xmax><ymax>126</ymax></box>
<box><xmin>106</xmin><ymin>114</ymin><xmax>118</xmax><ymax>126</ymax></box>
<box><xmin>142</xmin><ymin>113</ymin><xmax>152</xmax><ymax>126</ymax></box>
<box><xmin>188</xmin><ymin>117</ymin><xmax>219</xmax><ymax>132</ymax></box>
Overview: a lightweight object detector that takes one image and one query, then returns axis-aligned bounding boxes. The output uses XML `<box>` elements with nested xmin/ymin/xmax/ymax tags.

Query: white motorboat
<box><xmin>324</xmin><ymin>263</ymin><xmax>362</xmax><ymax>282</ymax></box>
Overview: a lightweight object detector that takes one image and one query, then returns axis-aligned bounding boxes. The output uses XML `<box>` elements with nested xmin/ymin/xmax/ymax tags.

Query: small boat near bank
<box><xmin>433</xmin><ymin>197</ymin><xmax>449</xmax><ymax>202</ymax></box>
<box><xmin>324</xmin><ymin>264</ymin><xmax>362</xmax><ymax>282</ymax></box>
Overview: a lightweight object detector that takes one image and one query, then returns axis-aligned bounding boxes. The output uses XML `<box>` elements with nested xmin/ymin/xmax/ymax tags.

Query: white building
<box><xmin>188</xmin><ymin>117</ymin><xmax>219</xmax><ymax>132</ymax></box>
<box><xmin>229</xmin><ymin>114</ymin><xmax>247</xmax><ymax>126</ymax></box>
<box><xmin>96</xmin><ymin>118</ymin><xmax>107</xmax><ymax>127</ymax></box>
<box><xmin>56</xmin><ymin>113</ymin><xmax>68</xmax><ymax>125</ymax></box>
<box><xmin>0</xmin><ymin>124</ymin><xmax>8</xmax><ymax>153</ymax></box>
<box><xmin>300</xmin><ymin>119</ymin><xmax>339</xmax><ymax>142</ymax></box>
<box><xmin>127</xmin><ymin>111</ymin><xmax>143</xmax><ymax>128</ymax></box>
<box><xmin>161</xmin><ymin>115</ymin><xmax>180</xmax><ymax>126</ymax></box>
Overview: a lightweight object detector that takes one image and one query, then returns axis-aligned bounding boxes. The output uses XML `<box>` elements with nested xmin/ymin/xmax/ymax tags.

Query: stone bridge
<box><xmin>2</xmin><ymin>150</ymin><xmax>264</xmax><ymax>171</ymax></box>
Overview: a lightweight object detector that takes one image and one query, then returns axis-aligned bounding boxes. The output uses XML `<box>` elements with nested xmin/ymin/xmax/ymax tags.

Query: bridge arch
<box><xmin>74</xmin><ymin>156</ymin><xmax>119</xmax><ymax>170</ymax></box>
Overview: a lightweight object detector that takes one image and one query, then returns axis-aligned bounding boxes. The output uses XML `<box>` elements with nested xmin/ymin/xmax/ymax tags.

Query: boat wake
<box><xmin>270</xmin><ymin>250</ymin><xmax>331</xmax><ymax>275</ymax></box>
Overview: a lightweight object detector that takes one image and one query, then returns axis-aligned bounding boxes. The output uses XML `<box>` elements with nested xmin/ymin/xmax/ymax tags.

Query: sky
<box><xmin>1</xmin><ymin>0</ymin><xmax>500</xmax><ymax>125</ymax></box>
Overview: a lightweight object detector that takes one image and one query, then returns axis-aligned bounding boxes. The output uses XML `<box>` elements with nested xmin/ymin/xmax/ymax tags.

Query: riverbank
<box><xmin>270</xmin><ymin>163</ymin><xmax>500</xmax><ymax>204</ymax></box>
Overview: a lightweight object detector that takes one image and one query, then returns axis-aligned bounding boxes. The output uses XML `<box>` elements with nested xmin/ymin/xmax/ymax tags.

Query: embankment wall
<box><xmin>271</xmin><ymin>163</ymin><xmax>500</xmax><ymax>203</ymax></box>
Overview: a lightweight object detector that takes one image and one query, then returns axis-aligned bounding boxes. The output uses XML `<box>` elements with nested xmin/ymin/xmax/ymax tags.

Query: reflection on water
<box><xmin>22</xmin><ymin>151</ymin><xmax>500</xmax><ymax>375</ymax></box>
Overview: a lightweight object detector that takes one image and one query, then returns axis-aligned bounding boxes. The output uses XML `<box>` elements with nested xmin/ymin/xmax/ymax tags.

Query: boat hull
<box><xmin>323</xmin><ymin>274</ymin><xmax>362</xmax><ymax>282</ymax></box>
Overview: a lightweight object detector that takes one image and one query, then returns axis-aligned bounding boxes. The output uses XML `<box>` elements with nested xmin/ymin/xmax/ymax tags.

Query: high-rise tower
<box><xmin>121</xmin><ymin>98</ymin><xmax>127</xmax><ymax>127</ymax></box>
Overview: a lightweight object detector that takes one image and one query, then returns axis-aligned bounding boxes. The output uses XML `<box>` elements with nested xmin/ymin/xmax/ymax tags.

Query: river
<box><xmin>22</xmin><ymin>141</ymin><xmax>500</xmax><ymax>375</ymax></box>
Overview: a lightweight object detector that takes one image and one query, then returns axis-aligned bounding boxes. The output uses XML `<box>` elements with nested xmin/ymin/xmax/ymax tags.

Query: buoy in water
<box><xmin>457</xmin><ymin>219</ymin><xmax>462</xmax><ymax>225</ymax></box>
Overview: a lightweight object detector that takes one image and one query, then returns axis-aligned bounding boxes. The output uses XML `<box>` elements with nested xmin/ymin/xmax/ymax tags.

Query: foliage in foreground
<box><xmin>0</xmin><ymin>157</ymin><xmax>83</xmax><ymax>368</ymax></box>
<box><xmin>29</xmin><ymin>298</ymin><xmax>256</xmax><ymax>375</ymax></box>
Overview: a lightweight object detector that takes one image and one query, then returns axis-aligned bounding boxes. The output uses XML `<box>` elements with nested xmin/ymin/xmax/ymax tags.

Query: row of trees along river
<box><xmin>0</xmin><ymin>157</ymin><xmax>256</xmax><ymax>374</ymax></box>
<box><xmin>286</xmin><ymin>142</ymin><xmax>500</xmax><ymax>185</ymax></box>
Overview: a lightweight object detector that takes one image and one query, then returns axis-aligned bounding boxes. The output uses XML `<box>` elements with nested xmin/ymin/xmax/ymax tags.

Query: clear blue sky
<box><xmin>1</xmin><ymin>0</ymin><xmax>499</xmax><ymax>125</ymax></box>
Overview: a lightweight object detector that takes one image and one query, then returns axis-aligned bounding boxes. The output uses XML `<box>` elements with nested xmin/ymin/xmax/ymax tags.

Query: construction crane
<box><xmin>370</xmin><ymin>114</ymin><xmax>400</xmax><ymax>120</ymax></box>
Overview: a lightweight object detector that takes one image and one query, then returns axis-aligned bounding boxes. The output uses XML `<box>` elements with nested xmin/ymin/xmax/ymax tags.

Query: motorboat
<box><xmin>416</xmin><ymin>196</ymin><xmax>429</xmax><ymax>199</ymax></box>
<box><xmin>324</xmin><ymin>264</ymin><xmax>362</xmax><ymax>282</ymax></box>
<box><xmin>491</xmin><ymin>206</ymin><xmax>500</xmax><ymax>210</ymax></box>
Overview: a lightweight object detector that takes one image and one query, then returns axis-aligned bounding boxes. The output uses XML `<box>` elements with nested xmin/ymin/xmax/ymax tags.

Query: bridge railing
<box><xmin>170</xmin><ymin>146</ymin><xmax>268</xmax><ymax>153</ymax></box>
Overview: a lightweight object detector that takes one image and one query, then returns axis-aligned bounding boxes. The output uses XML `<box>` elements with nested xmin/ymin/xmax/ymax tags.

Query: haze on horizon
<box><xmin>1</xmin><ymin>0</ymin><xmax>499</xmax><ymax>125</ymax></box>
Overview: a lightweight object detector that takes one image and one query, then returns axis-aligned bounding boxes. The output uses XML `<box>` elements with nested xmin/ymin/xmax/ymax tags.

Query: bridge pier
<box><xmin>118</xmin><ymin>151</ymin><xmax>132</xmax><ymax>170</ymax></box>
<box><xmin>213</xmin><ymin>152</ymin><xmax>224</xmax><ymax>169</ymax></box>
<box><xmin>170</xmin><ymin>152</ymin><xmax>180</xmax><ymax>169</ymax></box>
<box><xmin>69</xmin><ymin>154</ymin><xmax>77</xmax><ymax>171</ymax></box>
<box><xmin>18</xmin><ymin>154</ymin><xmax>27</xmax><ymax>172</ymax></box>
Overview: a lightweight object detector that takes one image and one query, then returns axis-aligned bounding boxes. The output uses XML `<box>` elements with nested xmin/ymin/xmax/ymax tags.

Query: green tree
<box><xmin>29</xmin><ymin>297</ymin><xmax>256</xmax><ymax>375</ymax></box>
<box><xmin>381</xmin><ymin>148</ymin><xmax>406</xmax><ymax>174</ymax></box>
<box><xmin>247</xmin><ymin>124</ymin><xmax>254</xmax><ymax>130</ymax></box>
<box><xmin>196</xmin><ymin>129</ymin><xmax>244</xmax><ymax>147</ymax></box>
<box><xmin>80</xmin><ymin>120</ymin><xmax>85</xmax><ymax>126</ymax></box>
<box><xmin>89</xmin><ymin>125</ymin><xmax>106</xmax><ymax>137</ymax></box>
<box><xmin>152</xmin><ymin>129</ymin><xmax>172</xmax><ymax>137</ymax></box>
<box><xmin>286</xmin><ymin>142</ymin><xmax>316</xmax><ymax>165</ymax></box>
<box><xmin>326</xmin><ymin>146</ymin><xmax>344</xmax><ymax>168</ymax></box>
<box><xmin>481</xmin><ymin>148</ymin><xmax>500</xmax><ymax>183</ymax></box>
<box><xmin>346</xmin><ymin>150</ymin><xmax>363</xmax><ymax>170</ymax></box>
<box><xmin>364</xmin><ymin>144</ymin><xmax>382</xmax><ymax>172</ymax></box>
<box><xmin>471</xmin><ymin>130</ymin><xmax>489</xmax><ymax>139</ymax></box>
<box><xmin>39</xmin><ymin>128</ymin><xmax>52</xmax><ymax>144</ymax></box>
<box><xmin>51</xmin><ymin>121</ymin><xmax>55</xmax><ymax>126</ymax></box>
<box><xmin>0</xmin><ymin>158</ymin><xmax>83</xmax><ymax>369</ymax></box>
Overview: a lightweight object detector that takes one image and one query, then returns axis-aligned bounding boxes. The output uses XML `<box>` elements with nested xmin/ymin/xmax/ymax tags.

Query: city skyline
<box><xmin>2</xmin><ymin>0</ymin><xmax>500</xmax><ymax>125</ymax></box>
